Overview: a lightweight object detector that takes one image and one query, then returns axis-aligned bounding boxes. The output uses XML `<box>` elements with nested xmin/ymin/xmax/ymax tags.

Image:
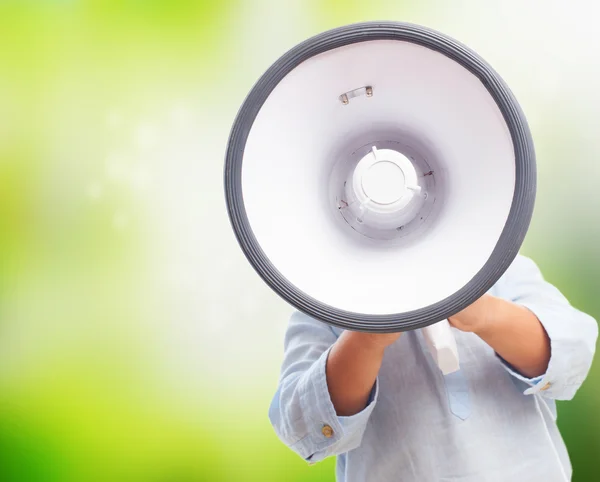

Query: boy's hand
<box><xmin>448</xmin><ymin>294</ymin><xmax>496</xmax><ymax>334</ymax></box>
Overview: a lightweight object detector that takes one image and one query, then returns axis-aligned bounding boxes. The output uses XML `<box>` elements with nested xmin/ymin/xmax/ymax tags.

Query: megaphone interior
<box><xmin>224</xmin><ymin>22</ymin><xmax>535</xmax><ymax>338</ymax></box>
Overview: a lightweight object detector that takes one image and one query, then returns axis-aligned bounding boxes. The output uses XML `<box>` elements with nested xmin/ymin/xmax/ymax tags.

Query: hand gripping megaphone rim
<box><xmin>224</xmin><ymin>21</ymin><xmax>536</xmax><ymax>333</ymax></box>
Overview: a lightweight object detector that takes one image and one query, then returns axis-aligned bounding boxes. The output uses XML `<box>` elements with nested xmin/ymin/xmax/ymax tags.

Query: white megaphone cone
<box><xmin>224</xmin><ymin>21</ymin><xmax>535</xmax><ymax>374</ymax></box>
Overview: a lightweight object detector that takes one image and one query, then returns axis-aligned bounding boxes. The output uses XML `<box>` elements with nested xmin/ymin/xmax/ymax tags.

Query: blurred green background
<box><xmin>0</xmin><ymin>0</ymin><xmax>598</xmax><ymax>481</ymax></box>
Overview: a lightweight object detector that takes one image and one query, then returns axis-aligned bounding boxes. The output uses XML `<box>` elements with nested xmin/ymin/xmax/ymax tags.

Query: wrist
<box><xmin>342</xmin><ymin>330</ymin><xmax>398</xmax><ymax>353</ymax></box>
<box><xmin>472</xmin><ymin>295</ymin><xmax>504</xmax><ymax>338</ymax></box>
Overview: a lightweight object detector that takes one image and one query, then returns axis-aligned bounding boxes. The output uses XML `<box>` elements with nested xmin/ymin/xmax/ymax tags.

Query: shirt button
<box><xmin>540</xmin><ymin>382</ymin><xmax>551</xmax><ymax>391</ymax></box>
<box><xmin>321</xmin><ymin>424</ymin><xmax>334</xmax><ymax>438</ymax></box>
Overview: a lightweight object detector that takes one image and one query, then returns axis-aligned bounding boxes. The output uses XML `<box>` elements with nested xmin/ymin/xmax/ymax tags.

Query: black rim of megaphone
<box><xmin>224</xmin><ymin>21</ymin><xmax>536</xmax><ymax>333</ymax></box>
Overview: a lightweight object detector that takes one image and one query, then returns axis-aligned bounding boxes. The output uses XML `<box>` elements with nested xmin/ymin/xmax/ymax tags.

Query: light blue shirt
<box><xmin>269</xmin><ymin>255</ymin><xmax>598</xmax><ymax>482</ymax></box>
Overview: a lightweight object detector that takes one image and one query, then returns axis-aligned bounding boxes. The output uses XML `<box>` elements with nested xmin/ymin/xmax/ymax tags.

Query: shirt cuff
<box><xmin>497</xmin><ymin>354</ymin><xmax>545</xmax><ymax>394</ymax></box>
<box><xmin>496</xmin><ymin>301</ymin><xmax>582</xmax><ymax>398</ymax></box>
<box><xmin>293</xmin><ymin>345</ymin><xmax>379</xmax><ymax>462</ymax></box>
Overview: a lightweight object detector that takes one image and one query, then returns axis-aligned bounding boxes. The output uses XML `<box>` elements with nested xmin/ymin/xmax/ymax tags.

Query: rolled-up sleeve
<box><xmin>495</xmin><ymin>254</ymin><xmax>598</xmax><ymax>400</ymax></box>
<box><xmin>268</xmin><ymin>311</ymin><xmax>378</xmax><ymax>463</ymax></box>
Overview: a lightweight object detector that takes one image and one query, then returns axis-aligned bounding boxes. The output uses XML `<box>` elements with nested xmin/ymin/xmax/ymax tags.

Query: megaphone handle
<box><xmin>421</xmin><ymin>320</ymin><xmax>460</xmax><ymax>375</ymax></box>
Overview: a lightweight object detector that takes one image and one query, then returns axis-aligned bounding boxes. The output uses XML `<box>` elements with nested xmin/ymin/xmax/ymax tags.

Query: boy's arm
<box><xmin>326</xmin><ymin>330</ymin><xmax>399</xmax><ymax>416</ymax></box>
<box><xmin>269</xmin><ymin>312</ymin><xmax>396</xmax><ymax>464</ymax></box>
<box><xmin>451</xmin><ymin>254</ymin><xmax>598</xmax><ymax>400</ymax></box>
<box><xmin>449</xmin><ymin>295</ymin><xmax>551</xmax><ymax>379</ymax></box>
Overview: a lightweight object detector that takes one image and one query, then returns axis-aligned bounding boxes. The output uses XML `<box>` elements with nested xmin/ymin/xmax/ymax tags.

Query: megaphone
<box><xmin>224</xmin><ymin>21</ymin><xmax>535</xmax><ymax>374</ymax></box>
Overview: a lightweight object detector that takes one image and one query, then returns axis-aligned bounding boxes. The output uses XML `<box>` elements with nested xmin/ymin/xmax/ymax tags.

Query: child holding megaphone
<box><xmin>269</xmin><ymin>255</ymin><xmax>597</xmax><ymax>481</ymax></box>
<box><xmin>222</xmin><ymin>19</ymin><xmax>598</xmax><ymax>482</ymax></box>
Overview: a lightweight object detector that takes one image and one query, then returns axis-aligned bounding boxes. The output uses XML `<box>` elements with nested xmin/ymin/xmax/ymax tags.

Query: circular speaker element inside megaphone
<box><xmin>224</xmin><ymin>21</ymin><xmax>535</xmax><ymax>333</ymax></box>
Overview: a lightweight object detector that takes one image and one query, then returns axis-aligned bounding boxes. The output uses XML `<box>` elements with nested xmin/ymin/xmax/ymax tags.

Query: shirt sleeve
<box><xmin>495</xmin><ymin>254</ymin><xmax>598</xmax><ymax>400</ymax></box>
<box><xmin>268</xmin><ymin>311</ymin><xmax>378</xmax><ymax>464</ymax></box>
